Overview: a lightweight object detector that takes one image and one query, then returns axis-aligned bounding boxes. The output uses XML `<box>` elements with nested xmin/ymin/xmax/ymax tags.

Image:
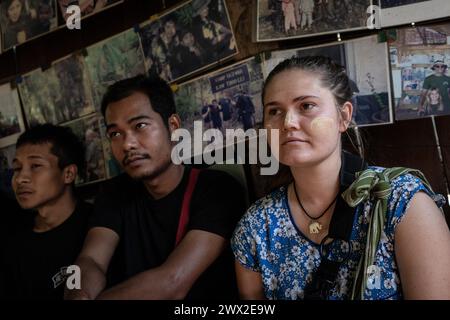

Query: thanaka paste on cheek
<box><xmin>310</xmin><ymin>116</ymin><xmax>336</xmax><ymax>135</ymax></box>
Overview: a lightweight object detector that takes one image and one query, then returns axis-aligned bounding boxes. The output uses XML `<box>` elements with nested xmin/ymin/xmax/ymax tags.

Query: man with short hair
<box><xmin>1</xmin><ymin>124</ymin><xmax>92</xmax><ymax>299</ymax></box>
<box><xmin>66</xmin><ymin>75</ymin><xmax>246</xmax><ymax>300</ymax></box>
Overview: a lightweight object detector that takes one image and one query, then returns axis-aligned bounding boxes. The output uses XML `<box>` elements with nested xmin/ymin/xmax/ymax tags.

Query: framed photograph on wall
<box><xmin>389</xmin><ymin>23</ymin><xmax>450</xmax><ymax>120</ymax></box>
<box><xmin>0</xmin><ymin>143</ymin><xmax>15</xmax><ymax>196</ymax></box>
<box><xmin>18</xmin><ymin>67</ymin><xmax>62</xmax><ymax>127</ymax></box>
<box><xmin>84</xmin><ymin>28</ymin><xmax>147</xmax><ymax>109</ymax></box>
<box><xmin>262</xmin><ymin>35</ymin><xmax>393</xmax><ymax>127</ymax></box>
<box><xmin>99</xmin><ymin>121</ymin><xmax>122</xmax><ymax>179</ymax></box>
<box><xmin>63</xmin><ymin>114</ymin><xmax>107</xmax><ymax>185</ymax></box>
<box><xmin>0</xmin><ymin>82</ymin><xmax>25</xmax><ymax>148</ymax></box>
<box><xmin>57</xmin><ymin>0</ymin><xmax>122</xmax><ymax>22</ymax></box>
<box><xmin>52</xmin><ymin>53</ymin><xmax>96</xmax><ymax>119</ymax></box>
<box><xmin>18</xmin><ymin>53</ymin><xmax>95</xmax><ymax>127</ymax></box>
<box><xmin>138</xmin><ymin>0</ymin><xmax>238</xmax><ymax>83</ymax></box>
<box><xmin>254</xmin><ymin>0</ymin><xmax>373</xmax><ymax>42</ymax></box>
<box><xmin>0</xmin><ymin>0</ymin><xmax>58</xmax><ymax>51</ymax></box>
<box><xmin>380</xmin><ymin>0</ymin><xmax>450</xmax><ymax>28</ymax></box>
<box><xmin>174</xmin><ymin>57</ymin><xmax>264</xmax><ymax>159</ymax></box>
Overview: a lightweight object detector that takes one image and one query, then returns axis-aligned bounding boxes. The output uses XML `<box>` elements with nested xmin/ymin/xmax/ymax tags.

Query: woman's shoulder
<box><xmin>364</xmin><ymin>166</ymin><xmax>445</xmax><ymax>230</ymax></box>
<box><xmin>367</xmin><ymin>166</ymin><xmax>439</xmax><ymax>194</ymax></box>
<box><xmin>248</xmin><ymin>185</ymin><xmax>287</xmax><ymax>213</ymax></box>
<box><xmin>238</xmin><ymin>185</ymin><xmax>288</xmax><ymax>226</ymax></box>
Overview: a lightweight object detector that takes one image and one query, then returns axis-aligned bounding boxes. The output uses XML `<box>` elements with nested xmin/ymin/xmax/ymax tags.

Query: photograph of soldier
<box><xmin>0</xmin><ymin>0</ymin><xmax>58</xmax><ymax>51</ymax></box>
<box><xmin>19</xmin><ymin>54</ymin><xmax>95</xmax><ymax>127</ymax></box>
<box><xmin>256</xmin><ymin>0</ymin><xmax>371</xmax><ymax>42</ymax></box>
<box><xmin>52</xmin><ymin>54</ymin><xmax>95</xmax><ymax>119</ymax></box>
<box><xmin>0</xmin><ymin>144</ymin><xmax>15</xmax><ymax>196</ymax></box>
<box><xmin>18</xmin><ymin>68</ymin><xmax>60</xmax><ymax>127</ymax></box>
<box><xmin>99</xmin><ymin>122</ymin><xmax>122</xmax><ymax>179</ymax></box>
<box><xmin>63</xmin><ymin>115</ymin><xmax>106</xmax><ymax>184</ymax></box>
<box><xmin>235</xmin><ymin>90</ymin><xmax>256</xmax><ymax>131</ymax></box>
<box><xmin>138</xmin><ymin>0</ymin><xmax>237</xmax><ymax>83</ymax></box>
<box><xmin>0</xmin><ymin>83</ymin><xmax>24</xmax><ymax>148</ymax></box>
<box><xmin>84</xmin><ymin>29</ymin><xmax>146</xmax><ymax>108</ymax></box>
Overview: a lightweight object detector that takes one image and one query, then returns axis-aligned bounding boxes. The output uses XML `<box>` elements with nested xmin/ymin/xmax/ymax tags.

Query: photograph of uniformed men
<box><xmin>139</xmin><ymin>0</ymin><xmax>237</xmax><ymax>82</ymax></box>
<box><xmin>256</xmin><ymin>0</ymin><xmax>371</xmax><ymax>41</ymax></box>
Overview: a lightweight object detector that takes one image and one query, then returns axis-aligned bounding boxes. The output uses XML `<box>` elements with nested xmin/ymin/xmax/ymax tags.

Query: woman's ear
<box><xmin>339</xmin><ymin>101</ymin><xmax>353</xmax><ymax>132</ymax></box>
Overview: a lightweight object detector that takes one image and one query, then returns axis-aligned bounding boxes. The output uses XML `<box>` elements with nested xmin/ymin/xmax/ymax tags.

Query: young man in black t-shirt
<box><xmin>66</xmin><ymin>75</ymin><xmax>246</xmax><ymax>300</ymax></box>
<box><xmin>1</xmin><ymin>124</ymin><xmax>92</xmax><ymax>300</ymax></box>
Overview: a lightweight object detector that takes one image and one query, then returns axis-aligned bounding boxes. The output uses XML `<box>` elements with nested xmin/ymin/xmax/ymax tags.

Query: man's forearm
<box><xmin>65</xmin><ymin>256</ymin><xmax>107</xmax><ymax>300</ymax></box>
<box><xmin>96</xmin><ymin>266</ymin><xmax>185</xmax><ymax>300</ymax></box>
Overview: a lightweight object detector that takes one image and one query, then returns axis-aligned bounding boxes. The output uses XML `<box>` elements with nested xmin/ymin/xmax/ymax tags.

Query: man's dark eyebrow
<box><xmin>106</xmin><ymin>115</ymin><xmax>152</xmax><ymax>131</ymax></box>
<box><xmin>12</xmin><ymin>155</ymin><xmax>46</xmax><ymax>164</ymax></box>
<box><xmin>127</xmin><ymin>115</ymin><xmax>152</xmax><ymax>124</ymax></box>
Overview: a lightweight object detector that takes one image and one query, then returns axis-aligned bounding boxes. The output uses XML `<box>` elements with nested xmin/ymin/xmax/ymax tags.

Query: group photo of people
<box><xmin>175</xmin><ymin>59</ymin><xmax>262</xmax><ymax>140</ymax></box>
<box><xmin>139</xmin><ymin>0</ymin><xmax>237</xmax><ymax>82</ymax></box>
<box><xmin>256</xmin><ymin>0</ymin><xmax>371</xmax><ymax>41</ymax></box>
<box><xmin>0</xmin><ymin>0</ymin><xmax>57</xmax><ymax>51</ymax></box>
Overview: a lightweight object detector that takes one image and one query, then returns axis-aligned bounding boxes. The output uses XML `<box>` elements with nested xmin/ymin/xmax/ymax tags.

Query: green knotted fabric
<box><xmin>341</xmin><ymin>167</ymin><xmax>434</xmax><ymax>300</ymax></box>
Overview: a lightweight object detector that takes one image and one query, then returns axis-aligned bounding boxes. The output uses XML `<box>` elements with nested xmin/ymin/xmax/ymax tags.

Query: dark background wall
<box><xmin>1</xmin><ymin>0</ymin><xmax>449</xmax><ymax>222</ymax></box>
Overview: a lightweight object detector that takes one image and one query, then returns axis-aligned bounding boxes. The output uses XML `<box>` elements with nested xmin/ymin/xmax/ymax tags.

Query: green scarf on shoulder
<box><xmin>341</xmin><ymin>167</ymin><xmax>435</xmax><ymax>300</ymax></box>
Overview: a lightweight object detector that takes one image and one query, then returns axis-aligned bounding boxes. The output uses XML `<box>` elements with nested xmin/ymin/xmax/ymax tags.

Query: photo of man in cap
<box><xmin>419</xmin><ymin>60</ymin><xmax>450</xmax><ymax>116</ymax></box>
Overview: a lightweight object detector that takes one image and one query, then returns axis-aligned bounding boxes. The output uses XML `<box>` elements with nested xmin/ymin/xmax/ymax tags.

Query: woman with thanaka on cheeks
<box><xmin>231</xmin><ymin>56</ymin><xmax>450</xmax><ymax>300</ymax></box>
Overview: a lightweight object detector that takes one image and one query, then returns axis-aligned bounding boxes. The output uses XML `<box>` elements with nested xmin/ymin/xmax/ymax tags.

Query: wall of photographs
<box><xmin>0</xmin><ymin>0</ymin><xmax>123</xmax><ymax>53</ymax></box>
<box><xmin>1</xmin><ymin>0</ymin><xmax>450</xmax><ymax>218</ymax></box>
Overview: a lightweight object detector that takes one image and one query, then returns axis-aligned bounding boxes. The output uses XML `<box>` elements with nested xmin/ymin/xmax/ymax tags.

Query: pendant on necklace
<box><xmin>309</xmin><ymin>220</ymin><xmax>323</xmax><ymax>234</ymax></box>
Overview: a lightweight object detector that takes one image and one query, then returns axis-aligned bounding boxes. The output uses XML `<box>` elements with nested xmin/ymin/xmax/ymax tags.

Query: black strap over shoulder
<box><xmin>303</xmin><ymin>151</ymin><xmax>367</xmax><ymax>300</ymax></box>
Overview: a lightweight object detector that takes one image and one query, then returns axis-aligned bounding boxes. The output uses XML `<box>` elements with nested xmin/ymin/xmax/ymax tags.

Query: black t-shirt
<box><xmin>0</xmin><ymin>192</ymin><xmax>30</xmax><ymax>298</ymax></box>
<box><xmin>1</xmin><ymin>201</ymin><xmax>92</xmax><ymax>300</ymax></box>
<box><xmin>90</xmin><ymin>167</ymin><xmax>246</xmax><ymax>300</ymax></box>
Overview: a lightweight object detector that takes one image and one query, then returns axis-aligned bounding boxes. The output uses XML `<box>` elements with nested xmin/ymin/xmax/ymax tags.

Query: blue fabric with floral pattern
<box><xmin>231</xmin><ymin>167</ymin><xmax>445</xmax><ymax>300</ymax></box>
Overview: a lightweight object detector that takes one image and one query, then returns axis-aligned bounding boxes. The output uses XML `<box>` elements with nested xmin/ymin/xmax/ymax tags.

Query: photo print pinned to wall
<box><xmin>174</xmin><ymin>57</ymin><xmax>264</xmax><ymax>159</ymax></box>
<box><xmin>0</xmin><ymin>0</ymin><xmax>58</xmax><ymax>51</ymax></box>
<box><xmin>138</xmin><ymin>0</ymin><xmax>238</xmax><ymax>83</ymax></box>
<box><xmin>262</xmin><ymin>35</ymin><xmax>393</xmax><ymax>127</ymax></box>
<box><xmin>380</xmin><ymin>0</ymin><xmax>450</xmax><ymax>28</ymax></box>
<box><xmin>254</xmin><ymin>0</ymin><xmax>374</xmax><ymax>42</ymax></box>
<box><xmin>390</xmin><ymin>23</ymin><xmax>450</xmax><ymax>120</ymax></box>
<box><xmin>18</xmin><ymin>53</ymin><xmax>95</xmax><ymax>127</ymax></box>
<box><xmin>0</xmin><ymin>82</ymin><xmax>25</xmax><ymax>148</ymax></box>
<box><xmin>0</xmin><ymin>143</ymin><xmax>15</xmax><ymax>196</ymax></box>
<box><xmin>99</xmin><ymin>121</ymin><xmax>122</xmax><ymax>179</ymax></box>
<box><xmin>57</xmin><ymin>0</ymin><xmax>122</xmax><ymax>22</ymax></box>
<box><xmin>63</xmin><ymin>114</ymin><xmax>106</xmax><ymax>185</ymax></box>
<box><xmin>84</xmin><ymin>28</ymin><xmax>147</xmax><ymax>109</ymax></box>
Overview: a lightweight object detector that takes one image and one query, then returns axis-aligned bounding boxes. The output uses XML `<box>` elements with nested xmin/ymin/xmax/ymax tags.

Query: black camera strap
<box><xmin>303</xmin><ymin>151</ymin><xmax>367</xmax><ymax>300</ymax></box>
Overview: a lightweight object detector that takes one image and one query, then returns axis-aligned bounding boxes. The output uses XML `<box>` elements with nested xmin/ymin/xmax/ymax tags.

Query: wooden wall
<box><xmin>1</xmin><ymin>0</ymin><xmax>449</xmax><ymax>222</ymax></box>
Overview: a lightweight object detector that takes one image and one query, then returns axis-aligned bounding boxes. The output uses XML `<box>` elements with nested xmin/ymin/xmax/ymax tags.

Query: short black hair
<box><xmin>101</xmin><ymin>75</ymin><xmax>176</xmax><ymax>130</ymax></box>
<box><xmin>16</xmin><ymin>124</ymin><xmax>85</xmax><ymax>176</ymax></box>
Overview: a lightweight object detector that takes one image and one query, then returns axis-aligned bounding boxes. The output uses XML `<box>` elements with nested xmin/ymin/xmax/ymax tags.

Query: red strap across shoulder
<box><xmin>175</xmin><ymin>168</ymin><xmax>201</xmax><ymax>246</ymax></box>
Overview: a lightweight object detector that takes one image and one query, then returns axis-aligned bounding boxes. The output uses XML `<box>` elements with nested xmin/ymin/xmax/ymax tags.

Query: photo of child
<box><xmin>419</xmin><ymin>87</ymin><xmax>444</xmax><ymax>116</ymax></box>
